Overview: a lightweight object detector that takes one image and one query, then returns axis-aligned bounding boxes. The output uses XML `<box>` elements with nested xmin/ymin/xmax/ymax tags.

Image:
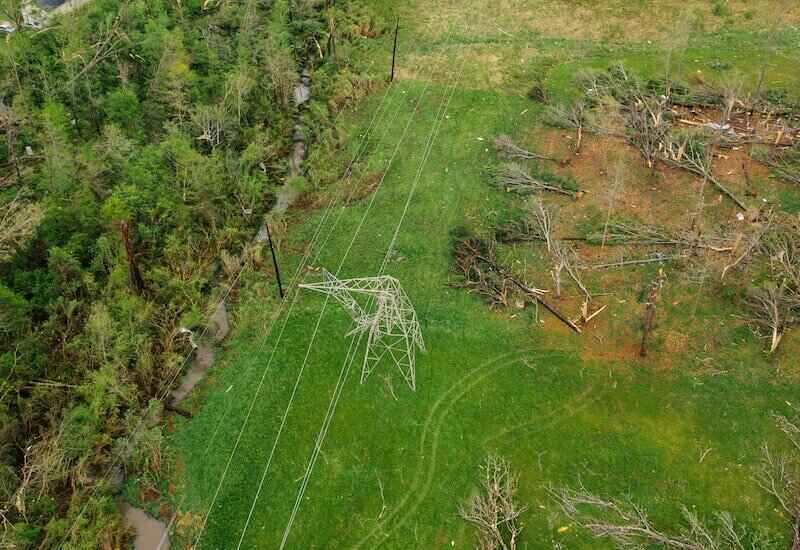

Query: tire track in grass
<box><xmin>355</xmin><ymin>351</ymin><xmax>598</xmax><ymax>548</ymax></box>
<box><xmin>482</xmin><ymin>384</ymin><xmax>599</xmax><ymax>444</ymax></box>
<box><xmin>353</xmin><ymin>350</ymin><xmax>531</xmax><ymax>549</ymax></box>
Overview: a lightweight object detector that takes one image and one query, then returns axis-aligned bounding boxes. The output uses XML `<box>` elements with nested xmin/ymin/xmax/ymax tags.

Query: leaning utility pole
<box><xmin>390</xmin><ymin>18</ymin><xmax>399</xmax><ymax>82</ymax></box>
<box><xmin>264</xmin><ymin>222</ymin><xmax>284</xmax><ymax>299</ymax></box>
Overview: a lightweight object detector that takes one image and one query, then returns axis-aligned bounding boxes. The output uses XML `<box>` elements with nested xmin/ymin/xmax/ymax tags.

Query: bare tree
<box><xmin>192</xmin><ymin>103</ymin><xmax>229</xmax><ymax>149</ymax></box>
<box><xmin>755</xmin><ymin>145</ymin><xmax>800</xmax><ymax>186</ymax></box>
<box><xmin>592</xmin><ymin>220</ymin><xmax>733</xmax><ymax>253</ymax></box>
<box><xmin>452</xmin><ymin>238</ymin><xmax>517</xmax><ymax>308</ymax></box>
<box><xmin>544</xmin><ymin>101</ymin><xmax>588</xmax><ymax>154</ymax></box>
<box><xmin>625</xmin><ymin>94</ymin><xmax>671</xmax><ymax>170</ymax></box>
<box><xmin>662</xmin><ymin>134</ymin><xmax>747</xmax><ymax>211</ymax></box>
<box><xmin>550</xmin><ymin>240</ymin><xmax>589</xmax><ymax>302</ymax></box>
<box><xmin>459</xmin><ymin>456</ymin><xmax>526</xmax><ymax>550</ymax></box>
<box><xmin>65</xmin><ymin>16</ymin><xmax>128</xmax><ymax>87</ymax></box>
<box><xmin>602</xmin><ymin>160</ymin><xmax>626</xmax><ymax>249</ymax></box>
<box><xmin>451</xmin><ymin>236</ymin><xmax>581</xmax><ymax>333</ymax></box>
<box><xmin>721</xmin><ymin>214</ymin><xmax>772</xmax><ymax>280</ymax></box>
<box><xmin>530</xmin><ymin>200</ymin><xmax>556</xmax><ymax>253</ymax></box>
<box><xmin>0</xmin><ymin>190</ymin><xmax>41</xmax><ymax>262</ymax></box>
<box><xmin>757</xmin><ymin>414</ymin><xmax>800</xmax><ymax>548</ymax></box>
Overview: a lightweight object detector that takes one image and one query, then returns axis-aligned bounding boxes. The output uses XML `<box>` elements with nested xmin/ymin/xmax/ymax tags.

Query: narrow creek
<box><xmin>120</xmin><ymin>53</ymin><xmax>314</xmax><ymax>550</ymax></box>
<box><xmin>117</xmin><ymin>501</ymin><xmax>170</xmax><ymax>550</ymax></box>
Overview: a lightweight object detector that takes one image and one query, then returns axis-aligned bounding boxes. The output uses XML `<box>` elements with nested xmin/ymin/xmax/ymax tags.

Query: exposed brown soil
<box><xmin>531</xmin><ymin>130</ymin><xmax>704</xmax><ymax>231</ymax></box>
<box><xmin>482</xmin><ymin>126</ymin><xmax>792</xmax><ymax>370</ymax></box>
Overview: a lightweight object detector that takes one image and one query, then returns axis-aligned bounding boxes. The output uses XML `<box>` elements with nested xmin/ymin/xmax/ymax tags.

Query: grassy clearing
<box><xmin>166</xmin><ymin>1</ymin><xmax>800</xmax><ymax>548</ymax></box>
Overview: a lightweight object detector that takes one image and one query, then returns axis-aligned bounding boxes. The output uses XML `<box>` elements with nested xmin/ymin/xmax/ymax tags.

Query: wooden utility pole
<box><xmin>639</xmin><ymin>268</ymin><xmax>666</xmax><ymax>357</ymax></box>
<box><xmin>119</xmin><ymin>221</ymin><xmax>145</xmax><ymax>295</ymax></box>
<box><xmin>390</xmin><ymin>18</ymin><xmax>399</xmax><ymax>82</ymax></box>
<box><xmin>264</xmin><ymin>222</ymin><xmax>284</xmax><ymax>299</ymax></box>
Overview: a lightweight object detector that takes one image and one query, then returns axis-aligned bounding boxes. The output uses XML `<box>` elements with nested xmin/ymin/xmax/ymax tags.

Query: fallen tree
<box><xmin>494</xmin><ymin>135</ymin><xmax>555</xmax><ymax>162</ymax></box>
<box><xmin>743</xmin><ymin>216</ymin><xmax>800</xmax><ymax>353</ymax></box>
<box><xmin>451</xmin><ymin>236</ymin><xmax>582</xmax><ymax>333</ymax></box>
<box><xmin>489</xmin><ymin>163</ymin><xmax>581</xmax><ymax>199</ymax></box>
<box><xmin>588</xmin><ymin>220</ymin><xmax>734</xmax><ymax>252</ymax></box>
<box><xmin>549</xmin><ymin>483</ymin><xmax>763</xmax><ymax>549</ymax></box>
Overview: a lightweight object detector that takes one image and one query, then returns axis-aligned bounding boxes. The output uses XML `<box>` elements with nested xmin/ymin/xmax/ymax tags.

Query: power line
<box><xmin>231</xmin><ymin>31</ymin><xmax>459</xmax><ymax>548</ymax></box>
<box><xmin>189</xmin><ymin>75</ymin><xmax>408</xmax><ymax>547</ymax></box>
<box><xmin>60</xmin><ymin>55</ymin><xmax>391</xmax><ymax>549</ymax></box>
<box><xmin>277</xmin><ymin>34</ymin><xmax>468</xmax><ymax>549</ymax></box>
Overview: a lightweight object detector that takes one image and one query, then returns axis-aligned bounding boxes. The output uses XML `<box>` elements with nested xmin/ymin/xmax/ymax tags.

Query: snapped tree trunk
<box><xmin>119</xmin><ymin>221</ymin><xmax>145</xmax><ymax>295</ymax></box>
<box><xmin>640</xmin><ymin>268</ymin><xmax>666</xmax><ymax>357</ymax></box>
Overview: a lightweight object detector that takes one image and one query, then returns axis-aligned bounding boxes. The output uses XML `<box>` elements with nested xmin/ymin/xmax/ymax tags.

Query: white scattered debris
<box><xmin>704</xmin><ymin>122</ymin><xmax>731</xmax><ymax>132</ymax></box>
<box><xmin>736</xmin><ymin>212</ymin><xmax>745</xmax><ymax>221</ymax></box>
<box><xmin>177</xmin><ymin>327</ymin><xmax>198</xmax><ymax>349</ymax></box>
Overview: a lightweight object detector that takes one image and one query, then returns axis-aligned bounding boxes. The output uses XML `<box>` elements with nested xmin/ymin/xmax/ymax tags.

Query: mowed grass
<box><xmin>167</xmin><ymin>3</ymin><xmax>800</xmax><ymax>548</ymax></box>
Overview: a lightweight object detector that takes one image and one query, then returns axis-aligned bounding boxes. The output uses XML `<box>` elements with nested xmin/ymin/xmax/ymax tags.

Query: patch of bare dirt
<box><xmin>531</xmin><ymin>130</ymin><xmax>702</xmax><ymax>231</ymax></box>
<box><xmin>712</xmin><ymin>147</ymin><xmax>771</xmax><ymax>194</ymax></box>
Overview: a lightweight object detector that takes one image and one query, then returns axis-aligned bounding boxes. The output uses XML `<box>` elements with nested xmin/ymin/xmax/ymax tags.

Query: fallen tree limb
<box><xmin>505</xmin><ymin>274</ymin><xmax>583</xmax><ymax>334</ymax></box>
<box><xmin>583</xmin><ymin>254</ymin><xmax>682</xmax><ymax>270</ymax></box>
<box><xmin>494</xmin><ymin>135</ymin><xmax>556</xmax><ymax>162</ymax></box>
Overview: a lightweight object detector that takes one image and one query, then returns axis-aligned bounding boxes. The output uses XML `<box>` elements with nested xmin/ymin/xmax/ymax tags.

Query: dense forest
<box><xmin>0</xmin><ymin>0</ymin><xmax>384</xmax><ymax>546</ymax></box>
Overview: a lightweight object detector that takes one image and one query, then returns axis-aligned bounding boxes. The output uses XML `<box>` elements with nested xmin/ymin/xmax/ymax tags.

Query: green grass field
<box><xmin>166</xmin><ymin>2</ymin><xmax>800</xmax><ymax>547</ymax></box>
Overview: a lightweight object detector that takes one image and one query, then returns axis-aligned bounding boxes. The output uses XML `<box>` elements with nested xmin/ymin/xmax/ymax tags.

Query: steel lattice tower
<box><xmin>299</xmin><ymin>270</ymin><xmax>425</xmax><ymax>390</ymax></box>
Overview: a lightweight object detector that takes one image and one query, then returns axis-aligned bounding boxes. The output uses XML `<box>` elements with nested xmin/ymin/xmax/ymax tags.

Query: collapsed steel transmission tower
<box><xmin>299</xmin><ymin>270</ymin><xmax>425</xmax><ymax>390</ymax></box>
